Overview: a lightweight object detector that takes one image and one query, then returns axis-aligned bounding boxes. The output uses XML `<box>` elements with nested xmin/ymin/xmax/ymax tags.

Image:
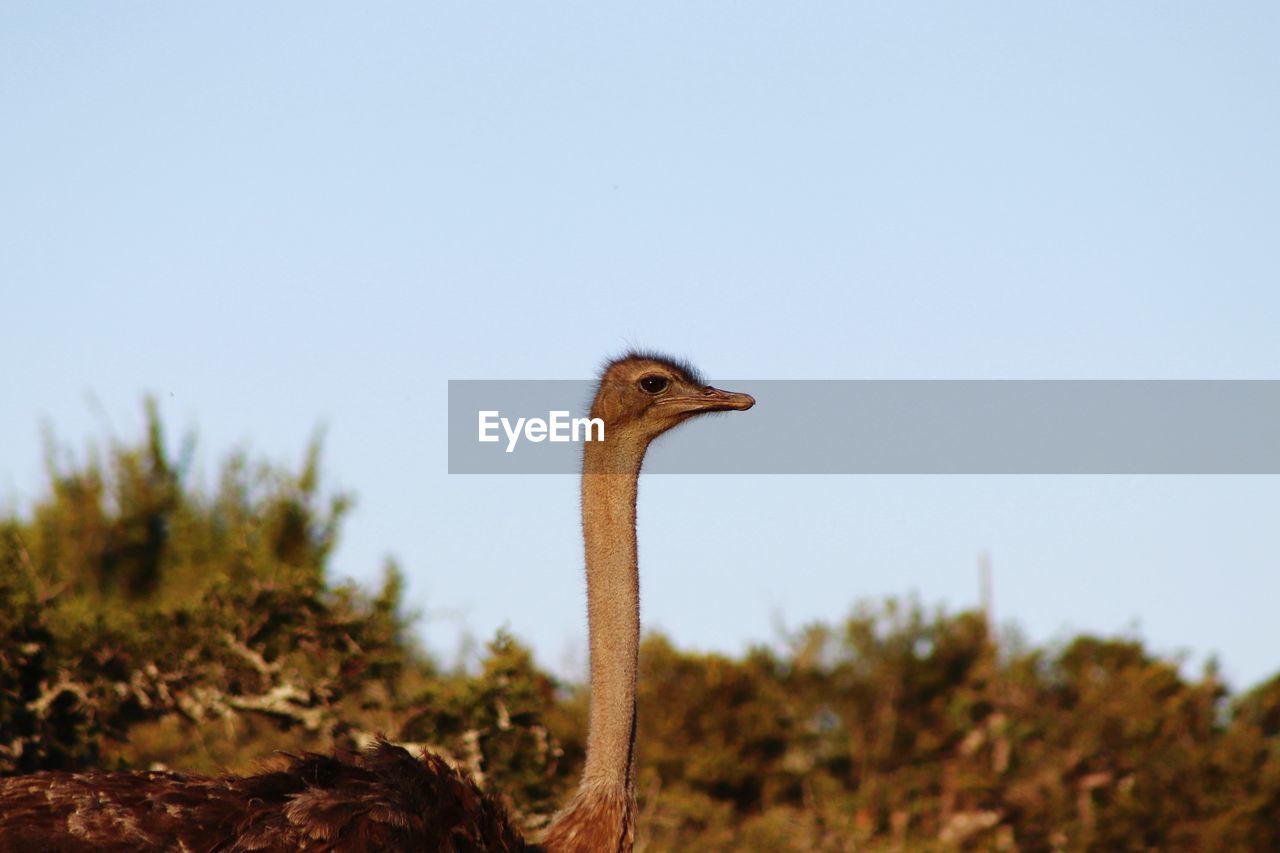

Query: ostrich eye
<box><xmin>639</xmin><ymin>375</ymin><xmax>669</xmax><ymax>394</ymax></box>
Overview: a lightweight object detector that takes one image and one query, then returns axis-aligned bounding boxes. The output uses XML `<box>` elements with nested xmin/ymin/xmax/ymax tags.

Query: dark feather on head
<box><xmin>601</xmin><ymin>350</ymin><xmax>705</xmax><ymax>386</ymax></box>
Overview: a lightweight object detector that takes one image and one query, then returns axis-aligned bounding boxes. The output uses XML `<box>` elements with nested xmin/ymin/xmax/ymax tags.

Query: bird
<box><xmin>0</xmin><ymin>352</ymin><xmax>755</xmax><ymax>853</ymax></box>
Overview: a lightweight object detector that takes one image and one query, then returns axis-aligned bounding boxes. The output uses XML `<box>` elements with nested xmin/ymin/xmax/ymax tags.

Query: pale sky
<box><xmin>3</xmin><ymin>4</ymin><xmax>1279</xmax><ymax>688</ymax></box>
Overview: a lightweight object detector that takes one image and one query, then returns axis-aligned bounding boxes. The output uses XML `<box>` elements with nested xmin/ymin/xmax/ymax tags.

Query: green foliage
<box><xmin>0</xmin><ymin>403</ymin><xmax>570</xmax><ymax>830</ymax></box>
<box><xmin>3</xmin><ymin>405</ymin><xmax>1280</xmax><ymax>848</ymax></box>
<box><xmin>633</xmin><ymin>601</ymin><xmax>1280</xmax><ymax>851</ymax></box>
<box><xmin>396</xmin><ymin>632</ymin><xmax>571</xmax><ymax>824</ymax></box>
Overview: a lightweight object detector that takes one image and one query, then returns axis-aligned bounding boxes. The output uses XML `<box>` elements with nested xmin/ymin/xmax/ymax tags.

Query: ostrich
<box><xmin>0</xmin><ymin>353</ymin><xmax>754</xmax><ymax>852</ymax></box>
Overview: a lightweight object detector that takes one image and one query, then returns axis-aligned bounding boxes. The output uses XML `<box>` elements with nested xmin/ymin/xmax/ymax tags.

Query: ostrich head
<box><xmin>590</xmin><ymin>352</ymin><xmax>754</xmax><ymax>449</ymax></box>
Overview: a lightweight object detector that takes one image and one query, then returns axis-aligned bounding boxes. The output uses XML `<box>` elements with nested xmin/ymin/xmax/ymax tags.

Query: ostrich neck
<box><xmin>579</xmin><ymin>439</ymin><xmax>643</xmax><ymax>789</ymax></box>
<box><xmin>541</xmin><ymin>438</ymin><xmax>644</xmax><ymax>851</ymax></box>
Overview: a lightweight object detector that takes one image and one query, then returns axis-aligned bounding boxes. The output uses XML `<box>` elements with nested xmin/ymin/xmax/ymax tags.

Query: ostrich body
<box><xmin>0</xmin><ymin>354</ymin><xmax>754</xmax><ymax>852</ymax></box>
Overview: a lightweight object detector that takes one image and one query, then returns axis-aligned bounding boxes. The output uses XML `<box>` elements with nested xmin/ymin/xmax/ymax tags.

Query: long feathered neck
<box><xmin>543</xmin><ymin>435</ymin><xmax>644</xmax><ymax>852</ymax></box>
<box><xmin>580</xmin><ymin>456</ymin><xmax>641</xmax><ymax>786</ymax></box>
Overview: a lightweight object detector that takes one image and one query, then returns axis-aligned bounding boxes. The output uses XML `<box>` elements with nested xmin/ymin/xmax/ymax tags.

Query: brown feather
<box><xmin>0</xmin><ymin>739</ymin><xmax>531</xmax><ymax>852</ymax></box>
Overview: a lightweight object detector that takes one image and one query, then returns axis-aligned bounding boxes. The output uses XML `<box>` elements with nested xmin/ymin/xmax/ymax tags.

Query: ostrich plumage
<box><xmin>0</xmin><ymin>739</ymin><xmax>524</xmax><ymax>852</ymax></box>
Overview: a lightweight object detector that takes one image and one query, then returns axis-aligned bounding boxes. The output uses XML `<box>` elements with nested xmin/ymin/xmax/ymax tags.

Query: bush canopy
<box><xmin>3</xmin><ymin>405</ymin><xmax>1278</xmax><ymax>849</ymax></box>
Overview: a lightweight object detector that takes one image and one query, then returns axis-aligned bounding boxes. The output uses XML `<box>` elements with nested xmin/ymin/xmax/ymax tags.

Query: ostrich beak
<box><xmin>664</xmin><ymin>385</ymin><xmax>756</xmax><ymax>414</ymax></box>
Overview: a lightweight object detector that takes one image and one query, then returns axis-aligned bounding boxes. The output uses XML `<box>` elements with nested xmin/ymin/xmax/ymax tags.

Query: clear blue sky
<box><xmin>4</xmin><ymin>4</ymin><xmax>1278</xmax><ymax>688</ymax></box>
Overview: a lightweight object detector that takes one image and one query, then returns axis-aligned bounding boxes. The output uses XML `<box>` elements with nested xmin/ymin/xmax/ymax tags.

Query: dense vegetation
<box><xmin>3</xmin><ymin>406</ymin><xmax>1278</xmax><ymax>849</ymax></box>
